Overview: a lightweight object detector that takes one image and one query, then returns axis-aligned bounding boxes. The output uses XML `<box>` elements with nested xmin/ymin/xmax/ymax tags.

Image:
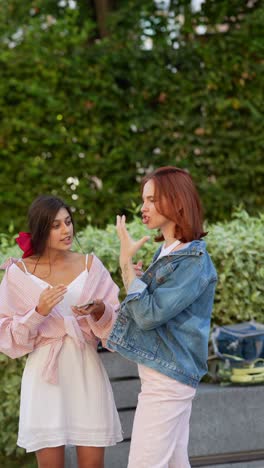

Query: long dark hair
<box><xmin>141</xmin><ymin>166</ymin><xmax>207</xmax><ymax>242</ymax></box>
<box><xmin>28</xmin><ymin>195</ymin><xmax>75</xmax><ymax>256</ymax></box>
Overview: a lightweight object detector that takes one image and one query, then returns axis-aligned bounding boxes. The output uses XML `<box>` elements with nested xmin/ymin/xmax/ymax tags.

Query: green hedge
<box><xmin>0</xmin><ymin>209</ymin><xmax>263</xmax><ymax>459</ymax></box>
<box><xmin>0</xmin><ymin>0</ymin><xmax>263</xmax><ymax>233</ymax></box>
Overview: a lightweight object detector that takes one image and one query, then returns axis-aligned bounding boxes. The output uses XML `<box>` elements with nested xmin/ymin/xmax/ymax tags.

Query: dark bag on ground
<box><xmin>210</xmin><ymin>321</ymin><xmax>264</xmax><ymax>384</ymax></box>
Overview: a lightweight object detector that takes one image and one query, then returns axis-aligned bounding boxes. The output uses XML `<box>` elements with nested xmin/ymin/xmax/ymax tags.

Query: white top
<box><xmin>156</xmin><ymin>239</ymin><xmax>182</xmax><ymax>260</ymax></box>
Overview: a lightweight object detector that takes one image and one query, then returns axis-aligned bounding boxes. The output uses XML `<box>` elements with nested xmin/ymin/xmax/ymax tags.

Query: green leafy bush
<box><xmin>0</xmin><ymin>1</ymin><xmax>263</xmax><ymax>233</ymax></box>
<box><xmin>0</xmin><ymin>210</ymin><xmax>263</xmax><ymax>459</ymax></box>
<box><xmin>207</xmin><ymin>210</ymin><xmax>264</xmax><ymax>325</ymax></box>
<box><xmin>0</xmin><ymin>354</ymin><xmax>26</xmax><ymax>457</ymax></box>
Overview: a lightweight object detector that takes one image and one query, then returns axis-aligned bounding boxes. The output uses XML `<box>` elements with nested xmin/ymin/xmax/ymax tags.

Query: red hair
<box><xmin>141</xmin><ymin>166</ymin><xmax>207</xmax><ymax>242</ymax></box>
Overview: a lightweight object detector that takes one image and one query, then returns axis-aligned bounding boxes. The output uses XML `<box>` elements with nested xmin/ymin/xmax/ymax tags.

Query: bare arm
<box><xmin>116</xmin><ymin>215</ymin><xmax>149</xmax><ymax>292</ymax></box>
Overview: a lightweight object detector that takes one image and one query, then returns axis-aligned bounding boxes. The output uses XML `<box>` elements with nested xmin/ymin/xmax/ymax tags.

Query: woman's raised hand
<box><xmin>36</xmin><ymin>285</ymin><xmax>67</xmax><ymax>316</ymax></box>
<box><xmin>134</xmin><ymin>260</ymin><xmax>144</xmax><ymax>277</ymax></box>
<box><xmin>116</xmin><ymin>215</ymin><xmax>150</xmax><ymax>265</ymax></box>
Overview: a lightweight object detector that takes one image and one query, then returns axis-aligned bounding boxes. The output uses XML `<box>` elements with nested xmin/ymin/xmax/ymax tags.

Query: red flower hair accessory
<box><xmin>15</xmin><ymin>232</ymin><xmax>34</xmax><ymax>258</ymax></box>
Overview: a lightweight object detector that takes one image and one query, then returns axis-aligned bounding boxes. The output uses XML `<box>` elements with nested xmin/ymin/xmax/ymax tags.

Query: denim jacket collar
<box><xmin>152</xmin><ymin>239</ymin><xmax>206</xmax><ymax>263</ymax></box>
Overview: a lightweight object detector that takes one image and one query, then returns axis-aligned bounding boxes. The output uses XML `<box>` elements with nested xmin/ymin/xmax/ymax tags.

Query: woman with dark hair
<box><xmin>107</xmin><ymin>167</ymin><xmax>217</xmax><ymax>468</ymax></box>
<box><xmin>0</xmin><ymin>195</ymin><xmax>122</xmax><ymax>468</ymax></box>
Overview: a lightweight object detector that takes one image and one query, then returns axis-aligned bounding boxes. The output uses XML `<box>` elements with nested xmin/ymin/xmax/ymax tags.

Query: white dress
<box><xmin>17</xmin><ymin>258</ymin><xmax>123</xmax><ymax>453</ymax></box>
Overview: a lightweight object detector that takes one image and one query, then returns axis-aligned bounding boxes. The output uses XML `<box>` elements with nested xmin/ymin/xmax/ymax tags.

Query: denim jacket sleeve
<box><xmin>122</xmin><ymin>255</ymin><xmax>212</xmax><ymax>330</ymax></box>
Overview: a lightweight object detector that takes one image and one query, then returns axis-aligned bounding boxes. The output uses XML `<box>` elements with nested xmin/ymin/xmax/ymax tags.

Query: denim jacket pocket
<box><xmin>155</xmin><ymin>262</ymin><xmax>174</xmax><ymax>285</ymax></box>
<box><xmin>128</xmin><ymin>328</ymin><xmax>161</xmax><ymax>360</ymax></box>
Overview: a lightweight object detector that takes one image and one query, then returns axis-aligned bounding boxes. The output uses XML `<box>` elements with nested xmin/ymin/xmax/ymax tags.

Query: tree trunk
<box><xmin>93</xmin><ymin>0</ymin><xmax>115</xmax><ymax>37</ymax></box>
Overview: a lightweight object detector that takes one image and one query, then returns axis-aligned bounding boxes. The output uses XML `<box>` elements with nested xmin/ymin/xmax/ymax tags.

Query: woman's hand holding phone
<box><xmin>72</xmin><ymin>299</ymin><xmax>105</xmax><ymax>321</ymax></box>
<box><xmin>75</xmin><ymin>300</ymin><xmax>95</xmax><ymax>310</ymax></box>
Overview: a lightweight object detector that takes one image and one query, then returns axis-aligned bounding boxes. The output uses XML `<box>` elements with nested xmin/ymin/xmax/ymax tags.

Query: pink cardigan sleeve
<box><xmin>0</xmin><ymin>271</ymin><xmax>46</xmax><ymax>358</ymax></box>
<box><xmin>85</xmin><ymin>259</ymin><xmax>120</xmax><ymax>347</ymax></box>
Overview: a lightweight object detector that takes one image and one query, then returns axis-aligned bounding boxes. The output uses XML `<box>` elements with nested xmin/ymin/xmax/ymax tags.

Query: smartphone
<box><xmin>75</xmin><ymin>300</ymin><xmax>95</xmax><ymax>309</ymax></box>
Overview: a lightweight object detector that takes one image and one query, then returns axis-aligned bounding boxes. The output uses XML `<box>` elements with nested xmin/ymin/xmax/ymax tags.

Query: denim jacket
<box><xmin>107</xmin><ymin>240</ymin><xmax>217</xmax><ymax>388</ymax></box>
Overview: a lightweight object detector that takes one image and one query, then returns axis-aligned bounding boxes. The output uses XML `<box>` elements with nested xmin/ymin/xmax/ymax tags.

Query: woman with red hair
<box><xmin>107</xmin><ymin>166</ymin><xmax>217</xmax><ymax>468</ymax></box>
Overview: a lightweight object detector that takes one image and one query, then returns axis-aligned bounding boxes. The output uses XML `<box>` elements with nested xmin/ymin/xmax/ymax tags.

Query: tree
<box><xmin>0</xmin><ymin>0</ymin><xmax>263</xmax><ymax>233</ymax></box>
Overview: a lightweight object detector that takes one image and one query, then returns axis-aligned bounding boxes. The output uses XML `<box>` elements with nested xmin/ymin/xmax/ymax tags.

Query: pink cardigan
<box><xmin>0</xmin><ymin>255</ymin><xmax>120</xmax><ymax>384</ymax></box>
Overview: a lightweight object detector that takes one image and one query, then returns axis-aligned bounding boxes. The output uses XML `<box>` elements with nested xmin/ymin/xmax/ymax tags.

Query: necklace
<box><xmin>160</xmin><ymin>239</ymin><xmax>182</xmax><ymax>256</ymax></box>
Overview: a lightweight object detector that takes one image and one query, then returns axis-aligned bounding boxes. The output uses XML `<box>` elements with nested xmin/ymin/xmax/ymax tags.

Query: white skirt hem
<box><xmin>17</xmin><ymin>433</ymin><xmax>123</xmax><ymax>453</ymax></box>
